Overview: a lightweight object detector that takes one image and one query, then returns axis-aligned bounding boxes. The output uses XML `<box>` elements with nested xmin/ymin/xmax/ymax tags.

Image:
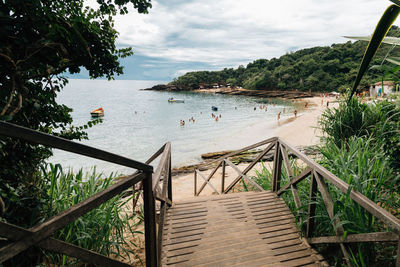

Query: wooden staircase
<box><xmin>162</xmin><ymin>191</ymin><xmax>327</xmax><ymax>266</ymax></box>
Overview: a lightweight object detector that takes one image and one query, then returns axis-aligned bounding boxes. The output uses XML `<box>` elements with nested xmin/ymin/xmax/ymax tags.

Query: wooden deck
<box><xmin>162</xmin><ymin>191</ymin><xmax>327</xmax><ymax>267</ymax></box>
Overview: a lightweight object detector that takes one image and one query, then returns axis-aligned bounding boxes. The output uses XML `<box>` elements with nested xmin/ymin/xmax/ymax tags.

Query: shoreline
<box><xmin>171</xmin><ymin>95</ymin><xmax>338</xmax><ymax>176</ymax></box>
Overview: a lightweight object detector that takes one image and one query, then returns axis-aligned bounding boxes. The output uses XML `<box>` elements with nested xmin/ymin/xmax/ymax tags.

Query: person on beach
<box><xmin>327</xmin><ymin>101</ymin><xmax>329</xmax><ymax>107</ymax></box>
<box><xmin>321</xmin><ymin>99</ymin><xmax>323</xmax><ymax>106</ymax></box>
<box><xmin>294</xmin><ymin>110</ymin><xmax>297</xmax><ymax>118</ymax></box>
<box><xmin>211</xmin><ymin>113</ymin><xmax>215</xmax><ymax>118</ymax></box>
<box><xmin>277</xmin><ymin>112</ymin><xmax>281</xmax><ymax>121</ymax></box>
<box><xmin>215</xmin><ymin>116</ymin><xmax>219</xmax><ymax>122</ymax></box>
<box><xmin>305</xmin><ymin>102</ymin><xmax>308</xmax><ymax>108</ymax></box>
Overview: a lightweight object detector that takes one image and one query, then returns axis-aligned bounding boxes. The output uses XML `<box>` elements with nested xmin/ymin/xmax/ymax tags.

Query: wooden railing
<box><xmin>194</xmin><ymin>137</ymin><xmax>400</xmax><ymax>266</ymax></box>
<box><xmin>0</xmin><ymin>121</ymin><xmax>172</xmax><ymax>267</ymax></box>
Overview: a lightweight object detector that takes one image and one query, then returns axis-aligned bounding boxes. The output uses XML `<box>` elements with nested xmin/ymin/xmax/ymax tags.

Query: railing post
<box><xmin>168</xmin><ymin>152</ymin><xmax>172</xmax><ymax>203</ymax></box>
<box><xmin>143</xmin><ymin>171</ymin><xmax>157</xmax><ymax>267</ymax></box>
<box><xmin>306</xmin><ymin>171</ymin><xmax>318</xmax><ymax>238</ymax></box>
<box><xmin>194</xmin><ymin>169</ymin><xmax>197</xmax><ymax>196</ymax></box>
<box><xmin>396</xmin><ymin>239</ymin><xmax>400</xmax><ymax>267</ymax></box>
<box><xmin>272</xmin><ymin>140</ymin><xmax>282</xmax><ymax>192</ymax></box>
<box><xmin>221</xmin><ymin>160</ymin><xmax>226</xmax><ymax>194</ymax></box>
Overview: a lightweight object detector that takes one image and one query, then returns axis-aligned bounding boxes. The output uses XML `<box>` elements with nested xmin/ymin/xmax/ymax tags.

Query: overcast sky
<box><xmin>81</xmin><ymin>0</ymin><xmax>395</xmax><ymax>81</ymax></box>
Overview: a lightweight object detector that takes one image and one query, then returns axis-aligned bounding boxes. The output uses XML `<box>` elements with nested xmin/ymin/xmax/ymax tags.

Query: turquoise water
<box><xmin>51</xmin><ymin>79</ymin><xmax>293</xmax><ymax>174</ymax></box>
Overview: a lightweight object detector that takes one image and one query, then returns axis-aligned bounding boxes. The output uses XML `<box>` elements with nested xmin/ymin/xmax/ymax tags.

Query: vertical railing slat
<box><xmin>306</xmin><ymin>172</ymin><xmax>318</xmax><ymax>238</ymax></box>
<box><xmin>221</xmin><ymin>160</ymin><xmax>226</xmax><ymax>193</ymax></box>
<box><xmin>143</xmin><ymin>171</ymin><xmax>157</xmax><ymax>267</ymax></box>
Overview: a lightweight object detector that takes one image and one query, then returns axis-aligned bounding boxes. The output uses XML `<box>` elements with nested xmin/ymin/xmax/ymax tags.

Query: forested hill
<box><xmin>168</xmin><ymin>27</ymin><xmax>400</xmax><ymax>92</ymax></box>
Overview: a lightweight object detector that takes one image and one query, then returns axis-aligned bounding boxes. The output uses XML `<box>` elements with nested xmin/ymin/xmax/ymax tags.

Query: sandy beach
<box><xmin>171</xmin><ymin>95</ymin><xmax>338</xmax><ymax>201</ymax></box>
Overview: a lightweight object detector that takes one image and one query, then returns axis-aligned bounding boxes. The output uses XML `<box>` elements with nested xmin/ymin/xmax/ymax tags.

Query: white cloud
<box><xmin>112</xmin><ymin>0</ymin><xmax>392</xmax><ymax>71</ymax></box>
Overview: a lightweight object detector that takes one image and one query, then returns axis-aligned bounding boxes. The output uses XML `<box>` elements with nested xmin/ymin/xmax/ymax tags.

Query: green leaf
<box><xmin>350</xmin><ymin>4</ymin><xmax>400</xmax><ymax>99</ymax></box>
<box><xmin>344</xmin><ymin>35</ymin><xmax>400</xmax><ymax>45</ymax></box>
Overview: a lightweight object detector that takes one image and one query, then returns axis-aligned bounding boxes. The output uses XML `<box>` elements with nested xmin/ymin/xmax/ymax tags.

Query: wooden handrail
<box><xmin>277</xmin><ymin>137</ymin><xmax>400</xmax><ymax>236</ymax></box>
<box><xmin>0</xmin><ymin>122</ymin><xmax>165</xmax><ymax>267</ymax></box>
<box><xmin>0</xmin><ymin>172</ymin><xmax>145</xmax><ymax>262</ymax></box>
<box><xmin>194</xmin><ymin>138</ymin><xmax>276</xmax><ymax>196</ymax></box>
<box><xmin>0</xmin><ymin>121</ymin><xmax>153</xmax><ymax>172</ymax></box>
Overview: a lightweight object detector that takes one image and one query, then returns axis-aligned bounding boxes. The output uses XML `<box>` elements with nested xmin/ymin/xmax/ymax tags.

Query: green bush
<box><xmin>319</xmin><ymin>97</ymin><xmax>400</xmax><ymax>171</ymax></box>
<box><xmin>41</xmin><ymin>164</ymin><xmax>141</xmax><ymax>266</ymax></box>
<box><xmin>319</xmin><ymin>96</ymin><xmax>376</xmax><ymax>146</ymax></box>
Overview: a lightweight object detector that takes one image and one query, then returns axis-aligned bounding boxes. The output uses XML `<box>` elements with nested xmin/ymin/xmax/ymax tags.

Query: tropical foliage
<box><xmin>0</xmin><ymin>0</ymin><xmax>151</xmax><ymax>228</ymax></box>
<box><xmin>170</xmin><ymin>27</ymin><xmax>400</xmax><ymax>92</ymax></box>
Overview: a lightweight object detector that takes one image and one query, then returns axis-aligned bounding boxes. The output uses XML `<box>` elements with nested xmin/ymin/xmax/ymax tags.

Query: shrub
<box><xmin>16</xmin><ymin>164</ymin><xmax>141</xmax><ymax>266</ymax></box>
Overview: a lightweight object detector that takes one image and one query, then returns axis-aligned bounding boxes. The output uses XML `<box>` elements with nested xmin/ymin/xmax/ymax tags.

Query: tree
<box><xmin>0</xmin><ymin>0</ymin><xmax>152</xmax><ymax>235</ymax></box>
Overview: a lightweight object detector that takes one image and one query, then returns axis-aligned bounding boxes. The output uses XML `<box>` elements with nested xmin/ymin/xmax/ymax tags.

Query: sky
<box><xmin>79</xmin><ymin>0</ymin><xmax>394</xmax><ymax>81</ymax></box>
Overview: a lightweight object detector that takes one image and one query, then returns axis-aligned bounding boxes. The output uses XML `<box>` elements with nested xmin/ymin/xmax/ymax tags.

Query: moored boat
<box><xmin>91</xmin><ymin>107</ymin><xmax>104</xmax><ymax>117</ymax></box>
<box><xmin>212</xmin><ymin>106</ymin><xmax>218</xmax><ymax>111</ymax></box>
<box><xmin>168</xmin><ymin>97</ymin><xmax>185</xmax><ymax>103</ymax></box>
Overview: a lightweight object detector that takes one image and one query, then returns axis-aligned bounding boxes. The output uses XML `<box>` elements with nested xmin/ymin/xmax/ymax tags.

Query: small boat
<box><xmin>90</xmin><ymin>107</ymin><xmax>104</xmax><ymax>117</ymax></box>
<box><xmin>168</xmin><ymin>97</ymin><xmax>185</xmax><ymax>103</ymax></box>
<box><xmin>212</xmin><ymin>106</ymin><xmax>218</xmax><ymax>111</ymax></box>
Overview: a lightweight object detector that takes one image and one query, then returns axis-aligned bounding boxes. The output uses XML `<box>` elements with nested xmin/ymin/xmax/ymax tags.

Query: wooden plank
<box><xmin>306</xmin><ymin>172</ymin><xmax>318</xmax><ymax>238</ymax></box>
<box><xmin>206</xmin><ymin>136</ymin><xmax>277</xmax><ymax>165</ymax></box>
<box><xmin>167</xmin><ymin>242</ymin><xmax>285</xmax><ymax>266</ymax></box>
<box><xmin>396</xmin><ymin>240</ymin><xmax>400</xmax><ymax>267</ymax></box>
<box><xmin>195</xmin><ymin>170</ymin><xmax>220</xmax><ymax>195</ymax></box>
<box><xmin>143</xmin><ymin>172</ymin><xmax>158</xmax><ymax>267</ymax></box>
<box><xmin>280</xmin><ymin>143</ymin><xmax>293</xmax><ymax>177</ymax></box>
<box><xmin>196</xmin><ymin>161</ymin><xmax>222</xmax><ymax>195</ymax></box>
<box><xmin>167</xmin><ymin>149</ymin><xmax>173</xmax><ymax>203</ymax></box>
<box><xmin>158</xmin><ymin>150</ymin><xmax>171</xmax><ymax>263</ymax></box>
<box><xmin>223</xmin><ymin>141</ymin><xmax>275</xmax><ymax>193</ymax></box>
<box><xmin>0</xmin><ymin>172</ymin><xmax>145</xmax><ymax>263</ymax></box>
<box><xmin>314</xmin><ymin>172</ymin><xmax>343</xmax><ymax>235</ymax></box>
<box><xmin>290</xmin><ymin>185</ymin><xmax>302</xmax><ymax>210</ymax></box>
<box><xmin>194</xmin><ymin>169</ymin><xmax>197</xmax><ymax>196</ymax></box>
<box><xmin>0</xmin><ymin>121</ymin><xmax>152</xmax><ymax>172</ymax></box>
<box><xmin>0</xmin><ymin>222</ymin><xmax>132</xmax><ymax>267</ymax></box>
<box><xmin>155</xmin><ymin>191</ymin><xmax>172</xmax><ymax>206</ymax></box>
<box><xmin>152</xmin><ymin>142</ymin><xmax>171</xmax><ymax>191</ymax></box>
<box><xmin>224</xmin><ymin>158</ymin><xmax>265</xmax><ymax>191</ymax></box>
<box><xmin>272</xmin><ymin>140</ymin><xmax>283</xmax><ymax>192</ymax></box>
<box><xmin>165</xmin><ymin>239</ymin><xmax>273</xmax><ymax>263</ymax></box>
<box><xmin>278</xmin><ymin>138</ymin><xmax>400</xmax><ymax>235</ymax></box>
<box><xmin>313</xmin><ymin>172</ymin><xmax>353</xmax><ymax>266</ymax></box>
<box><xmin>221</xmin><ymin>160</ymin><xmax>226</xmax><ymax>193</ymax></box>
<box><xmin>309</xmin><ymin>232</ymin><xmax>400</xmax><ymax>244</ymax></box>
<box><xmin>277</xmin><ymin>167</ymin><xmax>311</xmax><ymax>196</ymax></box>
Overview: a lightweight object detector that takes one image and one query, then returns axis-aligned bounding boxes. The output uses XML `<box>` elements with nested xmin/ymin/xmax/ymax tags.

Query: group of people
<box><xmin>211</xmin><ymin>113</ymin><xmax>221</xmax><ymax>121</ymax></box>
<box><xmin>180</xmin><ymin>113</ymin><xmax>223</xmax><ymax>126</ymax></box>
<box><xmin>277</xmin><ymin>109</ymin><xmax>298</xmax><ymax>121</ymax></box>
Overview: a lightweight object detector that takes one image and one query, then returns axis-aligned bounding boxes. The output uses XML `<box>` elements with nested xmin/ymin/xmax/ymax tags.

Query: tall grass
<box><xmin>253</xmin><ymin>137</ymin><xmax>399</xmax><ymax>265</ymax></box>
<box><xmin>39</xmin><ymin>164</ymin><xmax>142</xmax><ymax>266</ymax></box>
<box><xmin>319</xmin><ymin>96</ymin><xmax>400</xmax><ymax>171</ymax></box>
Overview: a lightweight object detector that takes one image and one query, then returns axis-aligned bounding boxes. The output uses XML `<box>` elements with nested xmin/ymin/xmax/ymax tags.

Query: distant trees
<box><xmin>171</xmin><ymin>26</ymin><xmax>400</xmax><ymax>92</ymax></box>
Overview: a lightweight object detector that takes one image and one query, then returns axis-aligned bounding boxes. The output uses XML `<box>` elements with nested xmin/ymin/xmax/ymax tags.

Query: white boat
<box><xmin>168</xmin><ymin>98</ymin><xmax>185</xmax><ymax>103</ymax></box>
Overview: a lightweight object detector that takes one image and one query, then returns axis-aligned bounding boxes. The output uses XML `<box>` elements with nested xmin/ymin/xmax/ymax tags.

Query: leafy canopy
<box><xmin>0</xmin><ymin>0</ymin><xmax>151</xmax><ymax>229</ymax></box>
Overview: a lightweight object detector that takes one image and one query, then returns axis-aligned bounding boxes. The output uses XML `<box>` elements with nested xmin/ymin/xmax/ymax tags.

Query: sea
<box><xmin>50</xmin><ymin>79</ymin><xmax>295</xmax><ymax>175</ymax></box>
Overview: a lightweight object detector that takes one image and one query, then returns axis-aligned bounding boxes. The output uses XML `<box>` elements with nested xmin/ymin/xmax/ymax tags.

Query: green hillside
<box><xmin>170</xmin><ymin>27</ymin><xmax>400</xmax><ymax>92</ymax></box>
